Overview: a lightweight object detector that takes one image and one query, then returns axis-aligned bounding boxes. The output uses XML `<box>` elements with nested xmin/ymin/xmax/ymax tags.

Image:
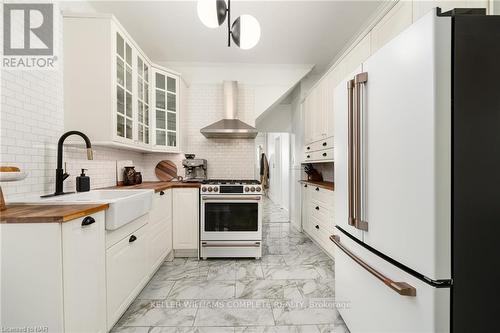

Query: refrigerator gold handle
<box><xmin>330</xmin><ymin>234</ymin><xmax>417</xmax><ymax>297</ymax></box>
<box><xmin>347</xmin><ymin>79</ymin><xmax>356</xmax><ymax>227</ymax></box>
<box><xmin>354</xmin><ymin>72</ymin><xmax>369</xmax><ymax>231</ymax></box>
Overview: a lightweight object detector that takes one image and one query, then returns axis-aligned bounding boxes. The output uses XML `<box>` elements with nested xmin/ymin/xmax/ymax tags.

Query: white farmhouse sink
<box><xmin>41</xmin><ymin>190</ymin><xmax>153</xmax><ymax>230</ymax></box>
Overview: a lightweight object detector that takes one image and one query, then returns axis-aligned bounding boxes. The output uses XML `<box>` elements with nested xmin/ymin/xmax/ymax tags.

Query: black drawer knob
<box><xmin>307</xmin><ymin>147</ymin><xmax>310</xmax><ymax>150</ymax></box>
<box><xmin>315</xmin><ymin>225</ymin><xmax>320</xmax><ymax>229</ymax></box>
<box><xmin>304</xmin><ymin>184</ymin><xmax>307</xmax><ymax>188</ymax></box>
<box><xmin>81</xmin><ymin>216</ymin><xmax>95</xmax><ymax>227</ymax></box>
<box><xmin>160</xmin><ymin>190</ymin><xmax>165</xmax><ymax>195</ymax></box>
<box><xmin>322</xmin><ymin>152</ymin><xmax>327</xmax><ymax>157</ymax></box>
<box><xmin>129</xmin><ymin>235</ymin><xmax>137</xmax><ymax>243</ymax></box>
<box><xmin>315</xmin><ymin>206</ymin><xmax>319</xmax><ymax>210</ymax></box>
<box><xmin>315</xmin><ymin>187</ymin><xmax>320</xmax><ymax>191</ymax></box>
<box><xmin>323</xmin><ymin>142</ymin><xmax>327</xmax><ymax>146</ymax></box>
<box><xmin>307</xmin><ymin>155</ymin><xmax>310</xmax><ymax>158</ymax></box>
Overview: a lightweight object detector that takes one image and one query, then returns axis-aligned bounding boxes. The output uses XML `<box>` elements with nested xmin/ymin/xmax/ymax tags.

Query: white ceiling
<box><xmin>89</xmin><ymin>1</ymin><xmax>384</xmax><ymax>73</ymax></box>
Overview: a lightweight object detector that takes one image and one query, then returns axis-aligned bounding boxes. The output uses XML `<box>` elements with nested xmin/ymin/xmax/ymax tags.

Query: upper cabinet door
<box><xmin>153</xmin><ymin>68</ymin><xmax>179</xmax><ymax>151</ymax></box>
<box><xmin>115</xmin><ymin>31</ymin><xmax>134</xmax><ymax>143</ymax></box>
<box><xmin>136</xmin><ymin>53</ymin><xmax>151</xmax><ymax>146</ymax></box>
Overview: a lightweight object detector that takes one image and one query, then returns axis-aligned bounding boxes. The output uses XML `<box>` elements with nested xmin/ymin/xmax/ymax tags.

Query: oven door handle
<box><xmin>202</xmin><ymin>196</ymin><xmax>261</xmax><ymax>201</ymax></box>
<box><xmin>201</xmin><ymin>242</ymin><xmax>261</xmax><ymax>247</ymax></box>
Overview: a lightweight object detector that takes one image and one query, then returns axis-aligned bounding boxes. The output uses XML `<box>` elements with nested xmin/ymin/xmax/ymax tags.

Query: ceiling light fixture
<box><xmin>197</xmin><ymin>0</ymin><xmax>261</xmax><ymax>50</ymax></box>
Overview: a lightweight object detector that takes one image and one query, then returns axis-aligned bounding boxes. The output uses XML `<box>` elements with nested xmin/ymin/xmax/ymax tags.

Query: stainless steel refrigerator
<box><xmin>332</xmin><ymin>7</ymin><xmax>500</xmax><ymax>332</ymax></box>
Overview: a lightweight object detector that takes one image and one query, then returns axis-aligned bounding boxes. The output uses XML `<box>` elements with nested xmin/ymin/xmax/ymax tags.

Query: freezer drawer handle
<box><xmin>330</xmin><ymin>234</ymin><xmax>416</xmax><ymax>297</ymax></box>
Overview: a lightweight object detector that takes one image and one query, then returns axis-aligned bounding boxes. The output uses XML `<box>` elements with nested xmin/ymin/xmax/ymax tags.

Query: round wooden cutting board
<box><xmin>155</xmin><ymin>160</ymin><xmax>178</xmax><ymax>181</ymax></box>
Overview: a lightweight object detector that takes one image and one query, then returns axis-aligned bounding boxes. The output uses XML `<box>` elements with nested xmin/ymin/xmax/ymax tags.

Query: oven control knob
<box><xmin>250</xmin><ymin>187</ymin><xmax>256</xmax><ymax>192</ymax></box>
<box><xmin>208</xmin><ymin>187</ymin><xmax>213</xmax><ymax>192</ymax></box>
<box><xmin>256</xmin><ymin>186</ymin><xmax>261</xmax><ymax>192</ymax></box>
<box><xmin>245</xmin><ymin>187</ymin><xmax>250</xmax><ymax>192</ymax></box>
<box><xmin>213</xmin><ymin>187</ymin><xmax>219</xmax><ymax>192</ymax></box>
<box><xmin>202</xmin><ymin>187</ymin><xmax>207</xmax><ymax>192</ymax></box>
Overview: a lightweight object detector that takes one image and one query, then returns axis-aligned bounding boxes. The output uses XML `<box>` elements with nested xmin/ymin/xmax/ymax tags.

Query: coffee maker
<box><xmin>182</xmin><ymin>154</ymin><xmax>207</xmax><ymax>182</ymax></box>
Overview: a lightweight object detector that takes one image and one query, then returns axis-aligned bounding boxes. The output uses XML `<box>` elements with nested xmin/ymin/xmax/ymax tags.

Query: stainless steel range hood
<box><xmin>200</xmin><ymin>81</ymin><xmax>258</xmax><ymax>139</ymax></box>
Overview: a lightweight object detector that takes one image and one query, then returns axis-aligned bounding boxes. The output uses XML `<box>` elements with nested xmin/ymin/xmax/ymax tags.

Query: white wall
<box><xmin>266</xmin><ymin>132</ymin><xmax>290</xmax><ymax>214</ymax></box>
<box><xmin>159</xmin><ymin>62</ymin><xmax>313</xmax><ymax>119</ymax></box>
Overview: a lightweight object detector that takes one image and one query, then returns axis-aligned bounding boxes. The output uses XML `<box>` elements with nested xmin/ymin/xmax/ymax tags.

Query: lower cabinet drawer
<box><xmin>106</xmin><ymin>224</ymin><xmax>149</xmax><ymax>329</ymax></box>
<box><xmin>305</xmin><ymin>148</ymin><xmax>334</xmax><ymax>162</ymax></box>
<box><xmin>307</xmin><ymin>216</ymin><xmax>335</xmax><ymax>257</ymax></box>
<box><xmin>311</xmin><ymin>200</ymin><xmax>333</xmax><ymax>223</ymax></box>
<box><xmin>310</xmin><ymin>186</ymin><xmax>334</xmax><ymax>208</ymax></box>
<box><xmin>334</xmin><ymin>231</ymin><xmax>450</xmax><ymax>333</ymax></box>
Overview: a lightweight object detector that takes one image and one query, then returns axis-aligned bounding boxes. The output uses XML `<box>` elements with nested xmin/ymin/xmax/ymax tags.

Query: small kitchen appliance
<box><xmin>200</xmin><ymin>179</ymin><xmax>263</xmax><ymax>259</ymax></box>
<box><xmin>182</xmin><ymin>154</ymin><xmax>207</xmax><ymax>182</ymax></box>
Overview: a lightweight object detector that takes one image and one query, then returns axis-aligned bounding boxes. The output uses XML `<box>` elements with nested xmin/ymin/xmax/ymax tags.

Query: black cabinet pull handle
<box><xmin>323</xmin><ymin>142</ymin><xmax>327</xmax><ymax>146</ymax></box>
<box><xmin>315</xmin><ymin>187</ymin><xmax>320</xmax><ymax>191</ymax></box>
<box><xmin>129</xmin><ymin>235</ymin><xmax>137</xmax><ymax>243</ymax></box>
<box><xmin>322</xmin><ymin>152</ymin><xmax>327</xmax><ymax>157</ymax></box>
<box><xmin>315</xmin><ymin>206</ymin><xmax>319</xmax><ymax>210</ymax></box>
<box><xmin>160</xmin><ymin>190</ymin><xmax>165</xmax><ymax>195</ymax></box>
<box><xmin>315</xmin><ymin>225</ymin><xmax>320</xmax><ymax>229</ymax></box>
<box><xmin>81</xmin><ymin>216</ymin><xmax>95</xmax><ymax>227</ymax></box>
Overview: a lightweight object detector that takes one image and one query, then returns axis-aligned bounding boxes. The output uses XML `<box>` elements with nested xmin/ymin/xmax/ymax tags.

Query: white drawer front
<box><xmin>334</xmin><ymin>232</ymin><xmax>450</xmax><ymax>333</ymax></box>
<box><xmin>310</xmin><ymin>186</ymin><xmax>334</xmax><ymax>208</ymax></box>
<box><xmin>311</xmin><ymin>199</ymin><xmax>333</xmax><ymax>224</ymax></box>
<box><xmin>106</xmin><ymin>224</ymin><xmax>149</xmax><ymax>328</ymax></box>
<box><xmin>304</xmin><ymin>148</ymin><xmax>334</xmax><ymax>162</ymax></box>
<box><xmin>305</xmin><ymin>137</ymin><xmax>334</xmax><ymax>153</ymax></box>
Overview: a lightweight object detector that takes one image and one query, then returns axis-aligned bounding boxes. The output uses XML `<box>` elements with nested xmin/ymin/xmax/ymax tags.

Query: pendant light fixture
<box><xmin>197</xmin><ymin>0</ymin><xmax>261</xmax><ymax>50</ymax></box>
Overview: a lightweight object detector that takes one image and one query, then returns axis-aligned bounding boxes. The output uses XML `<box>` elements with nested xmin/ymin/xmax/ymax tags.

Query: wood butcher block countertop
<box><xmin>299</xmin><ymin>180</ymin><xmax>334</xmax><ymax>191</ymax></box>
<box><xmin>0</xmin><ymin>203</ymin><xmax>109</xmax><ymax>223</ymax></box>
<box><xmin>104</xmin><ymin>181</ymin><xmax>201</xmax><ymax>192</ymax></box>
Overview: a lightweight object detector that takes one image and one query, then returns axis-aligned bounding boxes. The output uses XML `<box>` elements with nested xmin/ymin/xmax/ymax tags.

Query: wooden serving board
<box><xmin>155</xmin><ymin>160</ymin><xmax>178</xmax><ymax>181</ymax></box>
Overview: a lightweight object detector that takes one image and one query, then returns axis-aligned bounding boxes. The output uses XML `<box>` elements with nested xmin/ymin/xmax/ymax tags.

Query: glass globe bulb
<box><xmin>197</xmin><ymin>0</ymin><xmax>227</xmax><ymax>28</ymax></box>
<box><xmin>231</xmin><ymin>14</ymin><xmax>261</xmax><ymax>50</ymax></box>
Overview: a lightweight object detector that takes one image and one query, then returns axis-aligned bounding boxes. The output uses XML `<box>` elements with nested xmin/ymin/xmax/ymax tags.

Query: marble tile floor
<box><xmin>112</xmin><ymin>198</ymin><xmax>348</xmax><ymax>333</ymax></box>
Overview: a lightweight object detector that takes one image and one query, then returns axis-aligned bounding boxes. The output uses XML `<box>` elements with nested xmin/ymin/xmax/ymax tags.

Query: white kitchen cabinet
<box><xmin>63</xmin><ymin>13</ymin><xmax>181</xmax><ymax>153</ymax></box>
<box><xmin>147</xmin><ymin>189</ymin><xmax>173</xmax><ymax>270</ymax></box>
<box><xmin>1</xmin><ymin>212</ymin><xmax>106</xmax><ymax>333</ymax></box>
<box><xmin>62</xmin><ymin>214</ymin><xmax>107</xmax><ymax>333</ymax></box>
<box><xmin>173</xmin><ymin>188</ymin><xmax>199</xmax><ymax>254</ymax></box>
<box><xmin>371</xmin><ymin>0</ymin><xmax>413</xmax><ymax>54</ymax></box>
<box><xmin>301</xmin><ymin>183</ymin><xmax>335</xmax><ymax>257</ymax></box>
<box><xmin>301</xmin><ymin>182</ymin><xmax>310</xmax><ymax>233</ymax></box>
<box><xmin>153</xmin><ymin>66</ymin><xmax>180</xmax><ymax>151</ymax></box>
<box><xmin>106</xmin><ymin>222</ymin><xmax>149</xmax><ymax>330</ymax></box>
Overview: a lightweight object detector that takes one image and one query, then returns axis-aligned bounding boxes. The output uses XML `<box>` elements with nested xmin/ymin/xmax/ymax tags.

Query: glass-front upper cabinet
<box><xmin>115</xmin><ymin>31</ymin><xmax>134</xmax><ymax>142</ymax></box>
<box><xmin>136</xmin><ymin>54</ymin><xmax>150</xmax><ymax>145</ymax></box>
<box><xmin>153</xmin><ymin>67</ymin><xmax>179</xmax><ymax>151</ymax></box>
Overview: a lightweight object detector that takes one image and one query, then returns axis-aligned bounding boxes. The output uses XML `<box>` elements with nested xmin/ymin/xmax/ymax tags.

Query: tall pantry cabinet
<box><xmin>63</xmin><ymin>13</ymin><xmax>180</xmax><ymax>153</ymax></box>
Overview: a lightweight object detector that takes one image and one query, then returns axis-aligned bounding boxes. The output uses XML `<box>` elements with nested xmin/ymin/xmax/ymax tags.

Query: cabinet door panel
<box><xmin>62</xmin><ymin>213</ymin><xmax>106</xmax><ymax>333</ymax></box>
<box><xmin>153</xmin><ymin>68</ymin><xmax>179</xmax><ymax>151</ymax></box>
<box><xmin>173</xmin><ymin>188</ymin><xmax>199</xmax><ymax>250</ymax></box>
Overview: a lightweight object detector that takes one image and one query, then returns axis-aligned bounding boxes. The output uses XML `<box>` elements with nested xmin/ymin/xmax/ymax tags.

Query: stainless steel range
<box><xmin>200</xmin><ymin>179</ymin><xmax>263</xmax><ymax>259</ymax></box>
